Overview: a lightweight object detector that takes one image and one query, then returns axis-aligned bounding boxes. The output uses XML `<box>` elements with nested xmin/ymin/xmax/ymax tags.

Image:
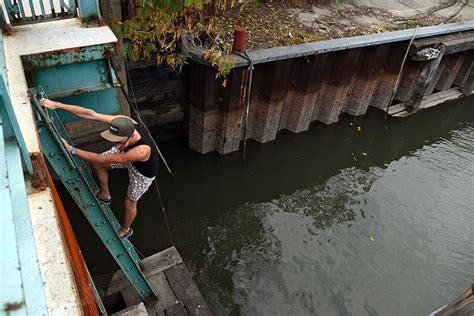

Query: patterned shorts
<box><xmin>102</xmin><ymin>146</ymin><xmax>155</xmax><ymax>201</ymax></box>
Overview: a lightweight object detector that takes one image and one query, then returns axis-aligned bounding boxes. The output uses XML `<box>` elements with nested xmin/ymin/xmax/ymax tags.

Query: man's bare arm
<box><xmin>75</xmin><ymin>146</ymin><xmax>151</xmax><ymax>165</ymax></box>
<box><xmin>40</xmin><ymin>99</ymin><xmax>116</xmax><ymax>124</ymax></box>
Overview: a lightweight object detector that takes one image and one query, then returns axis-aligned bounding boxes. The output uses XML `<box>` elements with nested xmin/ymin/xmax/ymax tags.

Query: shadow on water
<box><xmin>58</xmin><ymin>97</ymin><xmax>474</xmax><ymax>315</ymax></box>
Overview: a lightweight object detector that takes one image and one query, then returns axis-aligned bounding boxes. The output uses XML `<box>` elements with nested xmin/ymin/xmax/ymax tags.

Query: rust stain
<box><xmin>31</xmin><ymin>152</ymin><xmax>49</xmax><ymax>191</ymax></box>
<box><xmin>3</xmin><ymin>301</ymin><xmax>24</xmax><ymax>312</ymax></box>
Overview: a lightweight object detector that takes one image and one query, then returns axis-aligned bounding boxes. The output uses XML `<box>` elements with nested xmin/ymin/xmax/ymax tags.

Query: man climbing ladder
<box><xmin>40</xmin><ymin>99</ymin><xmax>159</xmax><ymax>238</ymax></box>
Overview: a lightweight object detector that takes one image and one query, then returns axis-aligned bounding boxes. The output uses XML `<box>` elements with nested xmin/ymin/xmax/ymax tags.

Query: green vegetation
<box><xmin>112</xmin><ymin>1</ymin><xmax>342</xmax><ymax>77</ymax></box>
<box><xmin>112</xmin><ymin>0</ymin><xmax>238</xmax><ymax>78</ymax></box>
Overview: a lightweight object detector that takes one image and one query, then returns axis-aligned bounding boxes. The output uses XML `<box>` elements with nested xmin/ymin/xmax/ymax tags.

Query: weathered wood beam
<box><xmin>284</xmin><ymin>54</ymin><xmax>328</xmax><ymax>132</ymax></box>
<box><xmin>217</xmin><ymin>67</ymin><xmax>248</xmax><ymax>154</ymax></box>
<box><xmin>252</xmin><ymin>60</ymin><xmax>293</xmax><ymax>143</ymax></box>
<box><xmin>188</xmin><ymin>62</ymin><xmax>224</xmax><ymax>153</ymax></box>
<box><xmin>346</xmin><ymin>44</ymin><xmax>390</xmax><ymax>116</ymax></box>
<box><xmin>164</xmin><ymin>263</ymin><xmax>212</xmax><ymax>315</ymax></box>
<box><xmin>388</xmin><ymin>87</ymin><xmax>463</xmax><ymax>117</ymax></box>
<box><xmin>460</xmin><ymin>66</ymin><xmax>474</xmax><ymax>96</ymax></box>
<box><xmin>435</xmin><ymin>53</ymin><xmax>466</xmax><ymax>91</ymax></box>
<box><xmin>370</xmin><ymin>42</ymin><xmax>408</xmax><ymax>110</ymax></box>
<box><xmin>316</xmin><ymin>48</ymin><xmax>363</xmax><ymax>124</ymax></box>
<box><xmin>405</xmin><ymin>45</ymin><xmax>446</xmax><ymax>112</ymax></box>
<box><xmin>409</xmin><ymin>30</ymin><xmax>474</xmax><ymax>56</ymax></box>
<box><xmin>454</xmin><ymin>52</ymin><xmax>473</xmax><ymax>86</ymax></box>
<box><xmin>443</xmin><ymin>36</ymin><xmax>474</xmax><ymax>55</ymax></box>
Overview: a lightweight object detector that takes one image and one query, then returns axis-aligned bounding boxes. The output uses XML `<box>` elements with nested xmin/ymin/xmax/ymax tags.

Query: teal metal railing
<box><xmin>0</xmin><ymin>28</ymin><xmax>47</xmax><ymax>315</ymax></box>
<box><xmin>4</xmin><ymin>0</ymin><xmax>77</xmax><ymax>25</ymax></box>
<box><xmin>2</xmin><ymin>0</ymin><xmax>102</xmax><ymax>25</ymax></box>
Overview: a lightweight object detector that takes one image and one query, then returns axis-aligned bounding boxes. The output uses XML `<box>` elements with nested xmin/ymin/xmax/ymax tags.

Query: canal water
<box><xmin>62</xmin><ymin>97</ymin><xmax>473</xmax><ymax>315</ymax></box>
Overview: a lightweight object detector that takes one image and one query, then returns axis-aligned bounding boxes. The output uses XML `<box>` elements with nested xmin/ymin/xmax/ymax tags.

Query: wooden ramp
<box><xmin>98</xmin><ymin>247</ymin><xmax>212</xmax><ymax>316</ymax></box>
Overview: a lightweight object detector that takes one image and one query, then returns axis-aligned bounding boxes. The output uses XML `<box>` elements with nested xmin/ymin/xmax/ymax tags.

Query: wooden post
<box><xmin>460</xmin><ymin>66</ymin><xmax>474</xmax><ymax>96</ymax></box>
<box><xmin>346</xmin><ymin>44</ymin><xmax>390</xmax><ymax>116</ymax></box>
<box><xmin>434</xmin><ymin>53</ymin><xmax>465</xmax><ymax>91</ymax></box>
<box><xmin>405</xmin><ymin>45</ymin><xmax>446</xmax><ymax>112</ymax></box>
<box><xmin>188</xmin><ymin>62</ymin><xmax>224</xmax><ymax>154</ymax></box>
<box><xmin>316</xmin><ymin>48</ymin><xmax>362</xmax><ymax>124</ymax></box>
<box><xmin>454</xmin><ymin>52</ymin><xmax>473</xmax><ymax>87</ymax></box>
<box><xmin>371</xmin><ymin>42</ymin><xmax>408</xmax><ymax>110</ymax></box>
<box><xmin>217</xmin><ymin>67</ymin><xmax>248</xmax><ymax>154</ymax></box>
<box><xmin>284</xmin><ymin>54</ymin><xmax>328</xmax><ymax>133</ymax></box>
<box><xmin>251</xmin><ymin>60</ymin><xmax>293</xmax><ymax>143</ymax></box>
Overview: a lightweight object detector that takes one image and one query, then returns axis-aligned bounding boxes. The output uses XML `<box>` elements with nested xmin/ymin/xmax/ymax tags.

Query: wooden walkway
<box><xmin>95</xmin><ymin>247</ymin><xmax>212</xmax><ymax>315</ymax></box>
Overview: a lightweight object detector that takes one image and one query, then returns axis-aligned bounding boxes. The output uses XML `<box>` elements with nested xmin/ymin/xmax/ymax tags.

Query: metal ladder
<box><xmin>29</xmin><ymin>87</ymin><xmax>158</xmax><ymax>302</ymax></box>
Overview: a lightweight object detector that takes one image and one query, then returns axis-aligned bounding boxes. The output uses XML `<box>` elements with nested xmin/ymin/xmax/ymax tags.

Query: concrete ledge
<box><xmin>246</xmin><ymin>21</ymin><xmax>474</xmax><ymax>66</ymax></box>
<box><xmin>185</xmin><ymin>21</ymin><xmax>474</xmax><ymax>68</ymax></box>
<box><xmin>26</xmin><ymin>186</ymin><xmax>81</xmax><ymax>315</ymax></box>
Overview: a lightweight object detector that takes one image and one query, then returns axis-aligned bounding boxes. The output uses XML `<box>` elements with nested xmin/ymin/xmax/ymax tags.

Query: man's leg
<box><xmin>119</xmin><ymin>196</ymin><xmax>137</xmax><ymax>237</ymax></box>
<box><xmin>120</xmin><ymin>166</ymin><xmax>155</xmax><ymax>237</ymax></box>
<box><xmin>91</xmin><ymin>163</ymin><xmax>111</xmax><ymax>200</ymax></box>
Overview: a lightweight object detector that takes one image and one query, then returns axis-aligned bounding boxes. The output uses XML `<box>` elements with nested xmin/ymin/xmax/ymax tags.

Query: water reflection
<box><xmin>201</xmin><ymin>124</ymin><xmax>474</xmax><ymax>315</ymax></box>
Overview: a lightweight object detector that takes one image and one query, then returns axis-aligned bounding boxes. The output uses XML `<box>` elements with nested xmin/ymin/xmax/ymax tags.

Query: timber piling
<box><xmin>183</xmin><ymin>22</ymin><xmax>474</xmax><ymax>154</ymax></box>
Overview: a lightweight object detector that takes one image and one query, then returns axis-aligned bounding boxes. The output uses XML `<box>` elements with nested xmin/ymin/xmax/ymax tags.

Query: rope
<box><xmin>384</xmin><ymin>26</ymin><xmax>419</xmax><ymax>124</ymax></box>
<box><xmin>242</xmin><ymin>51</ymin><xmax>254</xmax><ymax>161</ymax></box>
<box><xmin>234</xmin><ymin>51</ymin><xmax>254</xmax><ymax>160</ymax></box>
<box><xmin>131</xmin><ymin>243</ymin><xmax>146</xmax><ymax>259</ymax></box>
<box><xmin>107</xmin><ymin>0</ymin><xmax>177</xmax><ymax>245</ymax></box>
<box><xmin>113</xmin><ymin>61</ymin><xmax>176</xmax><ymax>246</ymax></box>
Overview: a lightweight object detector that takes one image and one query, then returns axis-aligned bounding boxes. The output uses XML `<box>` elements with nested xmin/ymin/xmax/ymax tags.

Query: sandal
<box><xmin>95</xmin><ymin>192</ymin><xmax>112</xmax><ymax>205</ymax></box>
<box><xmin>120</xmin><ymin>228</ymin><xmax>133</xmax><ymax>239</ymax></box>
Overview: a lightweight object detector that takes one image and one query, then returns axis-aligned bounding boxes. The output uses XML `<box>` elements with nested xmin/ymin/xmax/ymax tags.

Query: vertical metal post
<box><xmin>39</xmin><ymin>0</ymin><xmax>46</xmax><ymax>16</ymax></box>
<box><xmin>17</xmin><ymin>0</ymin><xmax>26</xmax><ymax>20</ymax></box>
<box><xmin>28</xmin><ymin>0</ymin><xmax>36</xmax><ymax>19</ymax></box>
<box><xmin>77</xmin><ymin>0</ymin><xmax>101</xmax><ymax>21</ymax></box>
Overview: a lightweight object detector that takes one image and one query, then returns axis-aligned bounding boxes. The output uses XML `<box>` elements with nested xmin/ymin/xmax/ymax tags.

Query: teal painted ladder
<box><xmin>29</xmin><ymin>87</ymin><xmax>158</xmax><ymax>302</ymax></box>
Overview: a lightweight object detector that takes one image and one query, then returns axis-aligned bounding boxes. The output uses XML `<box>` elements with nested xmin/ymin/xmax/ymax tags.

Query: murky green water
<box><xmin>63</xmin><ymin>97</ymin><xmax>474</xmax><ymax>315</ymax></box>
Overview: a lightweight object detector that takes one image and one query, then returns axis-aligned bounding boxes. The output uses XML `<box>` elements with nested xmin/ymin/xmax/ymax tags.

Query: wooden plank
<box><xmin>435</xmin><ymin>53</ymin><xmax>465</xmax><ymax>91</ymax></box>
<box><xmin>389</xmin><ymin>87</ymin><xmax>463</xmax><ymax>117</ymax></box>
<box><xmin>252</xmin><ymin>59</ymin><xmax>293</xmax><ymax>143</ymax></box>
<box><xmin>165</xmin><ymin>303</ymin><xmax>189</xmax><ymax>316</ymax></box>
<box><xmin>443</xmin><ymin>36</ymin><xmax>474</xmax><ymax>55</ymax></box>
<box><xmin>346</xmin><ymin>44</ymin><xmax>390</xmax><ymax>116</ymax></box>
<box><xmin>217</xmin><ymin>67</ymin><xmax>248</xmax><ymax>154</ymax></box>
<box><xmin>426</xmin><ymin>56</ymin><xmax>448</xmax><ymax>95</ymax></box>
<box><xmin>460</xmin><ymin>66</ymin><xmax>474</xmax><ymax>96</ymax></box>
<box><xmin>370</xmin><ymin>41</ymin><xmax>408</xmax><ymax>110</ymax></box>
<box><xmin>121</xmin><ymin>272</ymin><xmax>177</xmax><ymax>313</ymax></box>
<box><xmin>316</xmin><ymin>48</ymin><xmax>363</xmax><ymax>124</ymax></box>
<box><xmin>107</xmin><ymin>247</ymin><xmax>183</xmax><ymax>296</ymax></box>
<box><xmin>409</xmin><ymin>30</ymin><xmax>474</xmax><ymax>56</ymax></box>
<box><xmin>164</xmin><ymin>263</ymin><xmax>211</xmax><ymax>316</ymax></box>
<box><xmin>436</xmin><ymin>285</ymin><xmax>474</xmax><ymax>316</ymax></box>
<box><xmin>454</xmin><ymin>52</ymin><xmax>473</xmax><ymax>86</ymax></box>
<box><xmin>284</xmin><ymin>54</ymin><xmax>328</xmax><ymax>132</ymax></box>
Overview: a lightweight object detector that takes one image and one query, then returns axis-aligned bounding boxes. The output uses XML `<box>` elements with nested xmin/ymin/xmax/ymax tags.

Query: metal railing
<box><xmin>4</xmin><ymin>0</ymin><xmax>77</xmax><ymax>25</ymax></box>
<box><xmin>1</xmin><ymin>28</ymin><xmax>45</xmax><ymax>314</ymax></box>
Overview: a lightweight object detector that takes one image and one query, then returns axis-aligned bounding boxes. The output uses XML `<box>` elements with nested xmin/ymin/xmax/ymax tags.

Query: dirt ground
<box><xmin>217</xmin><ymin>0</ymin><xmax>472</xmax><ymax>50</ymax></box>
